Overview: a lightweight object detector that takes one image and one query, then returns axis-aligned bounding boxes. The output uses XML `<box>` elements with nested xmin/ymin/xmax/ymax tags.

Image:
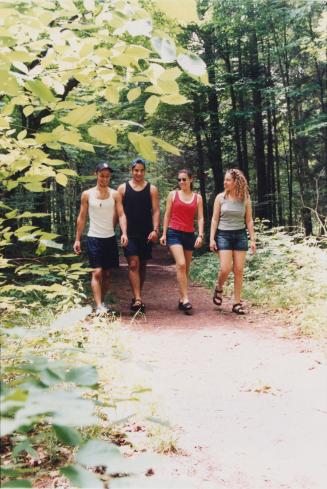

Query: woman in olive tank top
<box><xmin>209</xmin><ymin>169</ymin><xmax>256</xmax><ymax>315</ymax></box>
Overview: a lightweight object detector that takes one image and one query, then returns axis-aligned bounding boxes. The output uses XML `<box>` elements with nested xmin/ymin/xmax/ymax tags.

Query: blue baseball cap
<box><xmin>131</xmin><ymin>157</ymin><xmax>146</xmax><ymax>168</ymax></box>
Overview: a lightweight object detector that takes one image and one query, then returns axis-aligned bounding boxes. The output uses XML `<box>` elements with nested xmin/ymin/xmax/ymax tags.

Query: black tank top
<box><xmin>123</xmin><ymin>181</ymin><xmax>153</xmax><ymax>238</ymax></box>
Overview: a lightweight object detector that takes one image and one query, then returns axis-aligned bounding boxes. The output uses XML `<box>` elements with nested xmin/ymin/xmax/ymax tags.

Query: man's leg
<box><xmin>101</xmin><ymin>269</ymin><xmax>110</xmax><ymax>304</ymax></box>
<box><xmin>127</xmin><ymin>255</ymin><xmax>141</xmax><ymax>301</ymax></box>
<box><xmin>139</xmin><ymin>260</ymin><xmax>147</xmax><ymax>291</ymax></box>
<box><xmin>91</xmin><ymin>268</ymin><xmax>103</xmax><ymax>308</ymax></box>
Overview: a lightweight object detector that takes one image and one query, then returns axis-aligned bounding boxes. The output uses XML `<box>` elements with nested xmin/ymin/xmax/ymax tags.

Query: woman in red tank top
<box><xmin>160</xmin><ymin>169</ymin><xmax>204</xmax><ymax>315</ymax></box>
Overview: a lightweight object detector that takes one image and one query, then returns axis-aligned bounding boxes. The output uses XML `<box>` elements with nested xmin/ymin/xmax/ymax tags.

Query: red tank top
<box><xmin>169</xmin><ymin>191</ymin><xmax>197</xmax><ymax>232</ymax></box>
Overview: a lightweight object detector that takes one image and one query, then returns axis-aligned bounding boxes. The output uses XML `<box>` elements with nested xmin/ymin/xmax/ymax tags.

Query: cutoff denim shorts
<box><xmin>216</xmin><ymin>228</ymin><xmax>248</xmax><ymax>251</ymax></box>
<box><xmin>167</xmin><ymin>228</ymin><xmax>196</xmax><ymax>251</ymax></box>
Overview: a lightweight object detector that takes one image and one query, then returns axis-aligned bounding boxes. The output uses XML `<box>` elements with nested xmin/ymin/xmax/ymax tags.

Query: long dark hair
<box><xmin>178</xmin><ymin>168</ymin><xmax>193</xmax><ymax>190</ymax></box>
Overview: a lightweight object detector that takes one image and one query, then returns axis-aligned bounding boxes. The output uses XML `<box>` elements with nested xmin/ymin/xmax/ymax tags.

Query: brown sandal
<box><xmin>232</xmin><ymin>303</ymin><xmax>245</xmax><ymax>315</ymax></box>
<box><xmin>213</xmin><ymin>287</ymin><xmax>223</xmax><ymax>306</ymax></box>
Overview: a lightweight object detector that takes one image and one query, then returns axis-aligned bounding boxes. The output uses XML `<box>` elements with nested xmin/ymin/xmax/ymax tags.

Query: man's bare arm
<box><xmin>148</xmin><ymin>185</ymin><xmax>160</xmax><ymax>242</ymax></box>
<box><xmin>73</xmin><ymin>191</ymin><xmax>89</xmax><ymax>254</ymax></box>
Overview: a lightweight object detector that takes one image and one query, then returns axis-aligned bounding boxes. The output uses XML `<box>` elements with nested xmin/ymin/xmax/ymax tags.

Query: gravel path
<box><xmin>111</xmin><ymin>247</ymin><xmax>327</xmax><ymax>489</ymax></box>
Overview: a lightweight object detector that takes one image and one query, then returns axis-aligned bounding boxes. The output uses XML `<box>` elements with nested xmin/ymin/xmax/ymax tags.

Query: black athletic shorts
<box><xmin>86</xmin><ymin>236</ymin><xmax>119</xmax><ymax>269</ymax></box>
<box><xmin>123</xmin><ymin>236</ymin><xmax>152</xmax><ymax>260</ymax></box>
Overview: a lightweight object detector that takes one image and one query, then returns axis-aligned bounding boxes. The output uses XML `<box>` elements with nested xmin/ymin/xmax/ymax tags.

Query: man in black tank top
<box><xmin>117</xmin><ymin>158</ymin><xmax>160</xmax><ymax>313</ymax></box>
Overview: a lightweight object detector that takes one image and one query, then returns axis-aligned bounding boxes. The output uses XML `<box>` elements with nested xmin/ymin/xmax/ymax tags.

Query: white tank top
<box><xmin>87</xmin><ymin>188</ymin><xmax>115</xmax><ymax>238</ymax></box>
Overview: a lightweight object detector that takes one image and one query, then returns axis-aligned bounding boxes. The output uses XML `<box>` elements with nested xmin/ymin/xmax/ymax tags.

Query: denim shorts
<box><xmin>87</xmin><ymin>236</ymin><xmax>119</xmax><ymax>269</ymax></box>
<box><xmin>216</xmin><ymin>228</ymin><xmax>248</xmax><ymax>251</ymax></box>
<box><xmin>167</xmin><ymin>228</ymin><xmax>196</xmax><ymax>251</ymax></box>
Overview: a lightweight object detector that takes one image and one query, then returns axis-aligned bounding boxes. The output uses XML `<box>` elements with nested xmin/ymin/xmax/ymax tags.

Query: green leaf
<box><xmin>144</xmin><ymin>95</ymin><xmax>160</xmax><ymax>115</ymax></box>
<box><xmin>61</xmin><ymin>465</ymin><xmax>102</xmax><ymax>489</ymax></box>
<box><xmin>65</xmin><ymin>366</ymin><xmax>98</xmax><ymax>386</ymax></box>
<box><xmin>88</xmin><ymin>125</ymin><xmax>117</xmax><ymax>145</ymax></box>
<box><xmin>53</xmin><ymin>425</ymin><xmax>82</xmax><ymax>446</ymax></box>
<box><xmin>1</xmin><ymin>480</ymin><xmax>32</xmax><ymax>488</ymax></box>
<box><xmin>127</xmin><ymin>87</ymin><xmax>141</xmax><ymax>102</ymax></box>
<box><xmin>151</xmin><ymin>137</ymin><xmax>181</xmax><ymax>155</ymax></box>
<box><xmin>17</xmin><ymin>130</ymin><xmax>27</xmax><ymax>140</ymax></box>
<box><xmin>61</xmin><ymin>104</ymin><xmax>97</xmax><ymax>127</ymax></box>
<box><xmin>0</xmin><ymin>70</ymin><xmax>21</xmax><ymax>96</ymax></box>
<box><xmin>128</xmin><ymin>133</ymin><xmax>156</xmax><ymax>161</ymax></box>
<box><xmin>23</xmin><ymin>182</ymin><xmax>45</xmax><ymax>192</ymax></box>
<box><xmin>41</xmin><ymin>114</ymin><xmax>54</xmax><ymax>124</ymax></box>
<box><xmin>12</xmin><ymin>440</ymin><xmax>39</xmax><ymax>460</ymax></box>
<box><xmin>104</xmin><ymin>86</ymin><xmax>120</xmax><ymax>105</ymax></box>
<box><xmin>76</xmin><ymin>439</ymin><xmax>122</xmax><ymax>467</ymax></box>
<box><xmin>25</xmin><ymin>80</ymin><xmax>56</xmax><ymax>104</ymax></box>
<box><xmin>177</xmin><ymin>53</ymin><xmax>207</xmax><ymax>77</ymax></box>
<box><xmin>151</xmin><ymin>36</ymin><xmax>176</xmax><ymax>62</ymax></box>
<box><xmin>153</xmin><ymin>0</ymin><xmax>199</xmax><ymax>23</ymax></box>
<box><xmin>55</xmin><ymin>173</ymin><xmax>68</xmax><ymax>187</ymax></box>
<box><xmin>23</xmin><ymin>106</ymin><xmax>34</xmax><ymax>117</ymax></box>
<box><xmin>125</xmin><ymin>19</ymin><xmax>152</xmax><ymax>37</ymax></box>
<box><xmin>160</xmin><ymin>94</ymin><xmax>189</xmax><ymax>105</ymax></box>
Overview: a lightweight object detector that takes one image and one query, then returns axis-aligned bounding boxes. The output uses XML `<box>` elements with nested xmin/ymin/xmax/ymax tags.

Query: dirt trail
<box><xmin>111</xmin><ymin>247</ymin><xmax>327</xmax><ymax>489</ymax></box>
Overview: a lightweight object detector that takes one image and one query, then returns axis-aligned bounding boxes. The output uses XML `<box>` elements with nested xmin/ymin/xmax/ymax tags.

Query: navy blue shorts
<box><xmin>123</xmin><ymin>236</ymin><xmax>152</xmax><ymax>260</ymax></box>
<box><xmin>167</xmin><ymin>228</ymin><xmax>196</xmax><ymax>251</ymax></box>
<box><xmin>216</xmin><ymin>229</ymin><xmax>248</xmax><ymax>251</ymax></box>
<box><xmin>87</xmin><ymin>236</ymin><xmax>119</xmax><ymax>269</ymax></box>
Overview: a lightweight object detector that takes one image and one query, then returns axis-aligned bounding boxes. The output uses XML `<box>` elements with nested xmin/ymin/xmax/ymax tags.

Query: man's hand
<box><xmin>73</xmin><ymin>240</ymin><xmax>81</xmax><ymax>254</ymax></box>
<box><xmin>121</xmin><ymin>234</ymin><xmax>128</xmax><ymax>247</ymax></box>
<box><xmin>147</xmin><ymin>230</ymin><xmax>158</xmax><ymax>243</ymax></box>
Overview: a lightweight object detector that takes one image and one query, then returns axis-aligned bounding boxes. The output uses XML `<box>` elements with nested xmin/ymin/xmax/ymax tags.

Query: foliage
<box><xmin>0</xmin><ymin>307</ymin><xmax>174</xmax><ymax>488</ymax></box>
<box><xmin>190</xmin><ymin>224</ymin><xmax>327</xmax><ymax>337</ymax></box>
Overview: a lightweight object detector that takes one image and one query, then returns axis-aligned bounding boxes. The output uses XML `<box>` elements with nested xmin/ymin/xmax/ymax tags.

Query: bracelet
<box><xmin>198</xmin><ymin>235</ymin><xmax>203</xmax><ymax>239</ymax></box>
<box><xmin>153</xmin><ymin>229</ymin><xmax>159</xmax><ymax>234</ymax></box>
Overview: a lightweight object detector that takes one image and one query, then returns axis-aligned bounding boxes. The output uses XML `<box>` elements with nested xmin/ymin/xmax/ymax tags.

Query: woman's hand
<box><xmin>250</xmin><ymin>239</ymin><xmax>256</xmax><ymax>255</ymax></box>
<box><xmin>160</xmin><ymin>235</ymin><xmax>166</xmax><ymax>246</ymax></box>
<box><xmin>209</xmin><ymin>239</ymin><xmax>217</xmax><ymax>252</ymax></box>
<box><xmin>194</xmin><ymin>236</ymin><xmax>203</xmax><ymax>249</ymax></box>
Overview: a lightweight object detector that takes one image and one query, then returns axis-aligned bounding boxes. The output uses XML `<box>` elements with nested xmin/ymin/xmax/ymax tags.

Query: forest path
<box><xmin>111</xmin><ymin>247</ymin><xmax>327</xmax><ymax>489</ymax></box>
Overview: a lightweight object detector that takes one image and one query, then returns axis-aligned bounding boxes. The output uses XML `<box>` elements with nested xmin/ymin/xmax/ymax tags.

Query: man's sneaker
<box><xmin>95</xmin><ymin>305</ymin><xmax>108</xmax><ymax>315</ymax></box>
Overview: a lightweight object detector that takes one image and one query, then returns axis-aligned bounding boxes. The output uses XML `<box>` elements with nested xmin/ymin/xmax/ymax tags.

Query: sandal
<box><xmin>213</xmin><ymin>286</ymin><xmax>223</xmax><ymax>306</ymax></box>
<box><xmin>232</xmin><ymin>303</ymin><xmax>245</xmax><ymax>315</ymax></box>
<box><xmin>131</xmin><ymin>299</ymin><xmax>145</xmax><ymax>313</ymax></box>
<box><xmin>180</xmin><ymin>302</ymin><xmax>193</xmax><ymax>315</ymax></box>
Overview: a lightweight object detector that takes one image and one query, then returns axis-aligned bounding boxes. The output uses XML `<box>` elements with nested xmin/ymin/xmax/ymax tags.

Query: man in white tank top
<box><xmin>74</xmin><ymin>162</ymin><xmax>128</xmax><ymax>315</ymax></box>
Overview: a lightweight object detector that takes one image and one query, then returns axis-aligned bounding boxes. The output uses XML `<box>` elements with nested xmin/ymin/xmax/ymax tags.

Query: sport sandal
<box><xmin>180</xmin><ymin>302</ymin><xmax>193</xmax><ymax>315</ymax></box>
<box><xmin>213</xmin><ymin>286</ymin><xmax>223</xmax><ymax>306</ymax></box>
<box><xmin>131</xmin><ymin>299</ymin><xmax>145</xmax><ymax>314</ymax></box>
<box><xmin>232</xmin><ymin>303</ymin><xmax>245</xmax><ymax>315</ymax></box>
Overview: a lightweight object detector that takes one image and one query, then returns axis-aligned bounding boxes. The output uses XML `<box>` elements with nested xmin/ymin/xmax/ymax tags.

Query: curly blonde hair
<box><xmin>225</xmin><ymin>168</ymin><xmax>250</xmax><ymax>201</ymax></box>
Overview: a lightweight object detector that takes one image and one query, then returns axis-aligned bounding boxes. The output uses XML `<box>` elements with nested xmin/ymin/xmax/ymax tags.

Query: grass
<box><xmin>190</xmin><ymin>226</ymin><xmax>327</xmax><ymax>338</ymax></box>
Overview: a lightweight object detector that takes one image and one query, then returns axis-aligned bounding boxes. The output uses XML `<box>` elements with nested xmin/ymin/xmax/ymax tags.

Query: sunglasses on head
<box><xmin>178</xmin><ymin>177</ymin><xmax>187</xmax><ymax>182</ymax></box>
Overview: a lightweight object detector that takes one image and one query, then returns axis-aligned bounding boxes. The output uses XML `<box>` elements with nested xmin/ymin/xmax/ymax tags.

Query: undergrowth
<box><xmin>0</xmin><ymin>303</ymin><xmax>176</xmax><ymax>488</ymax></box>
<box><xmin>191</xmin><ymin>226</ymin><xmax>327</xmax><ymax>338</ymax></box>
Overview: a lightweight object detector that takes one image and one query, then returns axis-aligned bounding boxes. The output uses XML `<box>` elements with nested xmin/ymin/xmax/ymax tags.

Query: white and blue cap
<box><xmin>96</xmin><ymin>162</ymin><xmax>114</xmax><ymax>173</ymax></box>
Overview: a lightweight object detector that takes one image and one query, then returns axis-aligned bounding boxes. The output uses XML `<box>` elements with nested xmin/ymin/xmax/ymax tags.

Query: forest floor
<box><xmin>109</xmin><ymin>246</ymin><xmax>327</xmax><ymax>489</ymax></box>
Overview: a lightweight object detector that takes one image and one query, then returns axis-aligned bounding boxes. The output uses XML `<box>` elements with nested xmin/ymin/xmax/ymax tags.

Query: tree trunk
<box><xmin>237</xmin><ymin>39</ymin><xmax>249</xmax><ymax>181</ymax></box>
<box><xmin>249</xmin><ymin>26</ymin><xmax>269</xmax><ymax>220</ymax></box>
<box><xmin>202</xmin><ymin>30</ymin><xmax>224</xmax><ymax>193</ymax></box>
<box><xmin>225</xmin><ymin>51</ymin><xmax>243</xmax><ymax>170</ymax></box>
<box><xmin>193</xmin><ymin>96</ymin><xmax>208</xmax><ymax>225</ymax></box>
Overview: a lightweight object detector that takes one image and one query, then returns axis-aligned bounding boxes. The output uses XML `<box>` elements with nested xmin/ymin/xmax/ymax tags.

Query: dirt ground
<box><xmin>110</xmin><ymin>246</ymin><xmax>327</xmax><ymax>489</ymax></box>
